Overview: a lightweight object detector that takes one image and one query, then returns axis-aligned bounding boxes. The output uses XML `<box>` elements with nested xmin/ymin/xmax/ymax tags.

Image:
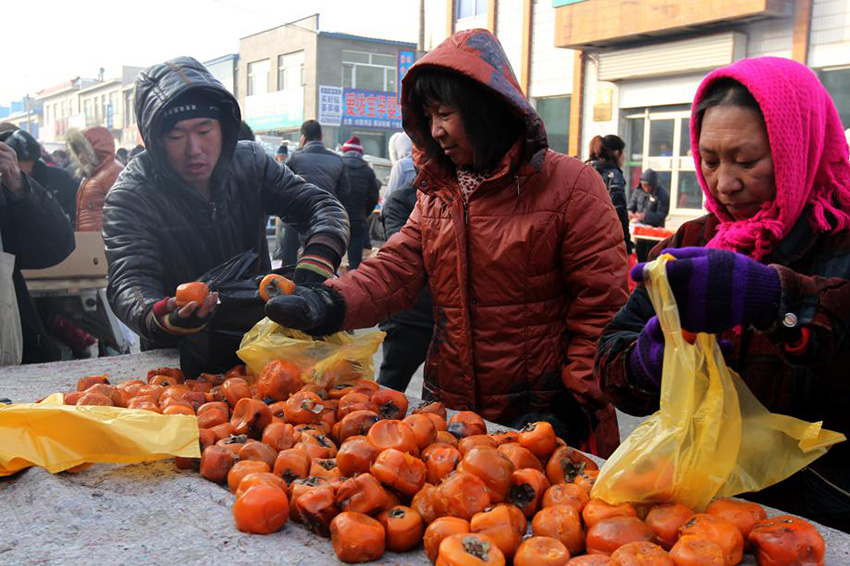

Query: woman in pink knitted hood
<box><xmin>597</xmin><ymin>57</ymin><xmax>850</xmax><ymax>532</ymax></box>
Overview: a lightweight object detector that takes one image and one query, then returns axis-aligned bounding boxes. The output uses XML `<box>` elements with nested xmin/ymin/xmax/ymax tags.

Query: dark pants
<box><xmin>377</xmin><ymin>322</ymin><xmax>432</xmax><ymax>392</ymax></box>
<box><xmin>348</xmin><ymin>222</ymin><xmax>367</xmax><ymax>270</ymax></box>
<box><xmin>635</xmin><ymin>238</ymin><xmax>656</xmax><ymax>263</ymax></box>
<box><xmin>279</xmin><ymin>224</ymin><xmax>303</xmax><ymax>266</ymax></box>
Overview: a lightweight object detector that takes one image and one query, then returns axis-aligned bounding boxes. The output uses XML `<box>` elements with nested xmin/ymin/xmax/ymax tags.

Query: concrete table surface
<box><xmin>2</xmin><ymin>352</ymin><xmax>849</xmax><ymax>565</ymax></box>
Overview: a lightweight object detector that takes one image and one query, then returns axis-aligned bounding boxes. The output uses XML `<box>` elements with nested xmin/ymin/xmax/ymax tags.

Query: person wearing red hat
<box><xmin>340</xmin><ymin>136</ymin><xmax>380</xmax><ymax>270</ymax></box>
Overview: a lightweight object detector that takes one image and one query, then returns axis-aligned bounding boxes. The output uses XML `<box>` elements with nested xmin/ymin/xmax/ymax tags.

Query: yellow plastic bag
<box><xmin>0</xmin><ymin>393</ymin><xmax>200</xmax><ymax>477</ymax></box>
<box><xmin>237</xmin><ymin>317</ymin><xmax>385</xmax><ymax>388</ymax></box>
<box><xmin>592</xmin><ymin>254</ymin><xmax>845</xmax><ymax>511</ymax></box>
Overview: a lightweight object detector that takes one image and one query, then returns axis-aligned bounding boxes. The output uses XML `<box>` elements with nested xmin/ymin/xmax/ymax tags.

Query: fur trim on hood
<box><xmin>67</xmin><ymin>127</ymin><xmax>115</xmax><ymax>177</ymax></box>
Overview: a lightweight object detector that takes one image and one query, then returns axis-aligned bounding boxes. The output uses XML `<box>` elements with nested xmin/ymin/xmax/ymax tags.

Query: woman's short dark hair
<box><xmin>408</xmin><ymin>68</ymin><xmax>524</xmax><ymax>173</ymax></box>
<box><xmin>695</xmin><ymin>78</ymin><xmax>763</xmax><ymax>129</ymax></box>
<box><xmin>588</xmin><ymin>134</ymin><xmax>624</xmax><ymax>164</ymax></box>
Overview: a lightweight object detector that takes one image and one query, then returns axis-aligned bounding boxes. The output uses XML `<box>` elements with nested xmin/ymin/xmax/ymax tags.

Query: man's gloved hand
<box><xmin>628</xmin><ymin>315</ymin><xmax>736</xmax><ymax>389</ymax></box>
<box><xmin>631</xmin><ymin>247</ymin><xmax>781</xmax><ymax>334</ymax></box>
<box><xmin>151</xmin><ymin>292</ymin><xmax>219</xmax><ymax>336</ymax></box>
<box><xmin>265</xmin><ymin>285</ymin><xmax>345</xmax><ymax>336</ymax></box>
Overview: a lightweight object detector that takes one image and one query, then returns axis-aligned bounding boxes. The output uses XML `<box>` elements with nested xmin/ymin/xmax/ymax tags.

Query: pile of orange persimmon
<box><xmin>63</xmin><ymin>363</ymin><xmax>826</xmax><ymax>565</ymax></box>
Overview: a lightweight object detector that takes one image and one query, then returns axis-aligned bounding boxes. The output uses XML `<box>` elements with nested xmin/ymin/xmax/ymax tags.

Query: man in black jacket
<box><xmin>102</xmin><ymin>57</ymin><xmax>349</xmax><ymax>370</ymax></box>
<box><xmin>340</xmin><ymin>136</ymin><xmax>379</xmax><ymax>270</ymax></box>
<box><xmin>628</xmin><ymin>168</ymin><xmax>670</xmax><ymax>261</ymax></box>
<box><xmin>377</xmin><ymin>179</ymin><xmax>433</xmax><ymax>391</ymax></box>
<box><xmin>0</xmin><ymin>140</ymin><xmax>75</xmax><ymax>364</ymax></box>
<box><xmin>279</xmin><ymin>120</ymin><xmax>350</xmax><ymax>266</ymax></box>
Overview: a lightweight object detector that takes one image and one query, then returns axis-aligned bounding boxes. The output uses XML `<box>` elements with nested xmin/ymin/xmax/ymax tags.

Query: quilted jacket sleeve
<box><xmin>560</xmin><ymin>166</ymin><xmax>629</xmax><ymax>410</ymax></box>
<box><xmin>326</xmin><ymin>201</ymin><xmax>427</xmax><ymax>328</ymax></box>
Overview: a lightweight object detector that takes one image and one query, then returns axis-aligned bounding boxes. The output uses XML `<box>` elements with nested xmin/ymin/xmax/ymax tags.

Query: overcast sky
<box><xmin>0</xmin><ymin>0</ymin><xmax>419</xmax><ymax>105</ymax></box>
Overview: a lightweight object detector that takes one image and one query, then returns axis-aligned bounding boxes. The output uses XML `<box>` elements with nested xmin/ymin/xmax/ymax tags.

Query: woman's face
<box><xmin>698</xmin><ymin>104</ymin><xmax>775</xmax><ymax>221</ymax></box>
<box><xmin>424</xmin><ymin>101</ymin><xmax>474</xmax><ymax>167</ymax></box>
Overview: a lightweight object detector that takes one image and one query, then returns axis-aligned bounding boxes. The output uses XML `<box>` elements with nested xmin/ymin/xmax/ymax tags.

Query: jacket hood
<box><xmin>67</xmin><ymin>127</ymin><xmax>115</xmax><ymax>177</ymax></box>
<box><xmin>133</xmin><ymin>56</ymin><xmax>241</xmax><ymax>193</ymax></box>
<box><xmin>401</xmin><ymin>29</ymin><xmax>548</xmax><ymax>180</ymax></box>
<box><xmin>343</xmin><ymin>152</ymin><xmax>369</xmax><ymax>168</ymax></box>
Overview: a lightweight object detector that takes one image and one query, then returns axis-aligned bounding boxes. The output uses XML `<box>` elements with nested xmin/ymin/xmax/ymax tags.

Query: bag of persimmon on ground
<box><xmin>236</xmin><ymin>317</ymin><xmax>384</xmax><ymax>389</ymax></box>
<box><xmin>592</xmin><ymin>254</ymin><xmax>845</xmax><ymax>511</ymax></box>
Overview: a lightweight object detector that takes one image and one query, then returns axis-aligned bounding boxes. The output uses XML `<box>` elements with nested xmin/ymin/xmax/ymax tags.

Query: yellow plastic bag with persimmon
<box><xmin>592</xmin><ymin>254</ymin><xmax>845</xmax><ymax>511</ymax></box>
<box><xmin>0</xmin><ymin>393</ymin><xmax>200</xmax><ymax>477</ymax></box>
<box><xmin>236</xmin><ymin>317</ymin><xmax>385</xmax><ymax>389</ymax></box>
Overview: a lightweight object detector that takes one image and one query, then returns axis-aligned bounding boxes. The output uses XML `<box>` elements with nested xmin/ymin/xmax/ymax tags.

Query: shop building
<box><xmin>238</xmin><ymin>14</ymin><xmax>418</xmax><ymax>157</ymax></box>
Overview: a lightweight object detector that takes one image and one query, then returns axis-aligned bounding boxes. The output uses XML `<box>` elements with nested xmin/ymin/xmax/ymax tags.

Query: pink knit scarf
<box><xmin>690</xmin><ymin>57</ymin><xmax>850</xmax><ymax>260</ymax></box>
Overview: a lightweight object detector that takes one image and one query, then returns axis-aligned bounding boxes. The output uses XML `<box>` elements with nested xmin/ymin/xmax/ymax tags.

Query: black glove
<box><xmin>265</xmin><ymin>285</ymin><xmax>346</xmax><ymax>336</ymax></box>
<box><xmin>294</xmin><ymin>243</ymin><xmax>340</xmax><ymax>286</ymax></box>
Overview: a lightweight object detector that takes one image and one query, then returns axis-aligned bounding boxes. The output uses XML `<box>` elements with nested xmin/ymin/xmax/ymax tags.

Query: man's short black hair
<box><xmin>407</xmin><ymin>68</ymin><xmax>523</xmax><ymax>173</ymax></box>
<box><xmin>116</xmin><ymin>148</ymin><xmax>129</xmax><ymax>158</ymax></box>
<box><xmin>300</xmin><ymin>120</ymin><xmax>322</xmax><ymax>142</ymax></box>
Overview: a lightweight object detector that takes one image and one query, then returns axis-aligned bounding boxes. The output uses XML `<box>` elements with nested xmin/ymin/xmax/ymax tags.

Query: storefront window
<box><xmin>649</xmin><ymin>119</ymin><xmax>674</xmax><ymax>156</ymax></box>
<box><xmin>457</xmin><ymin>0</ymin><xmax>487</xmax><ymax>19</ymax></box>
<box><xmin>679</xmin><ymin>119</ymin><xmax>691</xmax><ymax>157</ymax></box>
<box><xmin>342</xmin><ymin>51</ymin><xmax>398</xmax><ymax>92</ymax></box>
<box><xmin>819</xmin><ymin>67</ymin><xmax>850</xmax><ymax>128</ymax></box>
<box><xmin>535</xmin><ymin>96</ymin><xmax>570</xmax><ymax>154</ymax></box>
<box><xmin>677</xmin><ymin>171</ymin><xmax>702</xmax><ymax>210</ymax></box>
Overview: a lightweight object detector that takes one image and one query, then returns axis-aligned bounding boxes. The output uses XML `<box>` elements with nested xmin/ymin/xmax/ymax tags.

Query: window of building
<box><xmin>83</xmin><ymin>99</ymin><xmax>93</xmax><ymax>123</ymax></box>
<box><xmin>124</xmin><ymin>90</ymin><xmax>135</xmax><ymax>125</ymax></box>
<box><xmin>278</xmin><ymin>51</ymin><xmax>305</xmax><ymax>91</ymax></box>
<box><xmin>819</xmin><ymin>67</ymin><xmax>850</xmax><ymax>129</ymax></box>
<box><xmin>109</xmin><ymin>92</ymin><xmax>120</xmax><ymax>122</ymax></box>
<box><xmin>247</xmin><ymin>59</ymin><xmax>270</xmax><ymax>96</ymax></box>
<box><xmin>341</xmin><ymin>51</ymin><xmax>398</xmax><ymax>92</ymax></box>
<box><xmin>456</xmin><ymin>0</ymin><xmax>487</xmax><ymax>19</ymax></box>
<box><xmin>535</xmin><ymin>96</ymin><xmax>571</xmax><ymax>155</ymax></box>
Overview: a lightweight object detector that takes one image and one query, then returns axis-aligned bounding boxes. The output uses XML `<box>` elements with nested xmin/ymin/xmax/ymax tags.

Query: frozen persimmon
<box><xmin>546</xmin><ymin>445</ymin><xmax>598</xmax><ymax>485</ymax></box>
<box><xmin>235</xmin><ymin>471</ymin><xmax>288</xmax><ymax>499</ymax></box>
<box><xmin>425</xmin><ymin>412</ymin><xmax>448</xmax><ymax>432</ymax></box>
<box><xmin>532</xmin><ymin>504</ymin><xmax>585</xmax><ymax>556</ymax></box>
<box><xmin>115</xmin><ymin>379</ymin><xmax>145</xmax><ymax>396</ymax></box>
<box><xmin>337</xmin><ymin>392</ymin><xmax>377</xmax><ymax>419</ymax></box>
<box><xmin>412</xmin><ymin>483</ymin><xmax>439</xmax><ymax>525</ymax></box>
<box><xmin>330</xmin><ymin>511</ymin><xmax>386</xmax><ymax>563</ymax></box>
<box><xmin>371</xmin><ymin>388</ymin><xmax>409</xmax><ymax>420</ymax></box>
<box><xmin>513</xmin><ymin>536</ymin><xmax>570</xmax><ymax>566</ymax></box>
<box><xmin>437</xmin><ymin>430</ymin><xmax>460</xmax><ymax>446</ymax></box>
<box><xmin>436</xmin><ymin>471</ymin><xmax>491</xmax><ymax>521</ymax></box>
<box><xmin>126</xmin><ymin>397</ymin><xmax>160</xmax><ymax>412</ymax></box>
<box><xmin>403</xmin><ymin>413</ymin><xmax>439</xmax><ymax>451</ymax></box>
<box><xmin>272</xmin><ymin>448</ymin><xmax>311</xmax><ymax>486</ymax></box>
<box><xmin>645</xmin><ymin>503</ymin><xmax>696</xmax><ymax>550</ymax></box>
<box><xmin>221</xmin><ymin>377</ymin><xmax>251</xmax><ymax>407</ymax></box>
<box><xmin>423</xmin><ymin>443</ymin><xmax>461</xmax><ymax>485</ymax></box>
<box><xmin>197</xmin><ymin>400</ymin><xmax>229</xmax><ymax>415</ymax></box>
<box><xmin>457</xmin><ymin>446</ymin><xmax>515</xmax><ymax>503</ymax></box>
<box><xmin>209</xmin><ymin>421</ymin><xmax>235</xmax><ymax>440</ymax></box>
<box><xmin>336</xmin><ymin>435</ymin><xmax>382</xmax><ymax>477</ymax></box>
<box><xmin>184</xmin><ymin>378</ymin><xmax>213</xmax><ymax>393</ymax></box>
<box><xmin>147</xmin><ymin>367</ymin><xmax>184</xmax><ymax>383</ymax></box>
<box><xmin>336</xmin><ymin>473</ymin><xmax>390</xmax><ymax>516</ymax></box>
<box><xmin>310</xmin><ymin>458</ymin><xmax>342</xmax><ymax>480</ymax></box>
<box><xmin>230</xmin><ymin>397</ymin><xmax>272</xmax><ymax>439</ymax></box>
<box><xmin>678</xmin><ymin>514</ymin><xmax>743</xmax><ymax>566</ymax></box>
<box><xmin>227</xmin><ymin>460</ymin><xmax>271</xmax><ymax>492</ymax></box>
<box><xmin>336</xmin><ymin>410</ymin><xmax>380</xmax><ymax>443</ymax></box>
<box><xmin>585</xmin><ymin>516</ymin><xmax>655</xmax><ymax>556</ymax></box>
<box><xmin>258</xmin><ymin>273</ymin><xmax>295</xmax><ymax>302</ymax></box>
<box><xmin>413</xmin><ymin>400</ymin><xmax>448</xmax><ymax>418</ymax></box>
<box><xmin>293</xmin><ymin>484</ymin><xmax>338</xmax><ymax>536</ymax></box>
<box><xmin>470</xmin><ymin>504</ymin><xmax>523</xmax><ymax>560</ymax></box>
<box><xmin>296</xmin><ymin>431</ymin><xmax>338</xmax><ymax>458</ymax></box>
<box><xmin>498</xmin><ymin>443</ymin><xmax>544</xmax><ymax>472</ymax></box>
<box><xmin>583</xmin><ymin>498</ymin><xmax>638</xmax><ymax>529</ymax></box>
<box><xmin>448</xmin><ymin>411</ymin><xmax>487</xmax><ymax>439</ymax></box>
<box><xmin>490</xmin><ymin>430</ymin><xmax>520</xmax><ymax>446</ymax></box>
<box><xmin>378</xmin><ymin>505</ymin><xmax>425</xmax><ymax>552</ymax></box>
<box><xmin>668</xmin><ymin>535</ymin><xmax>725</xmax><ymax>566</ymax></box>
<box><xmin>284</xmin><ymin>390</ymin><xmax>325</xmax><ymax>424</ymax></box>
<box><xmin>256</xmin><ymin>360</ymin><xmax>302</xmax><ymax>402</ymax></box>
<box><xmin>425</xmin><ymin>517</ymin><xmax>471</xmax><ymax>563</ymax></box>
<box><xmin>163</xmin><ymin>404</ymin><xmax>195</xmax><ymax>416</ymax></box>
<box><xmin>509</xmin><ymin>468</ymin><xmax>550</xmax><ymax>518</ymax></box>
<box><xmin>199</xmin><ymin>371</ymin><xmax>226</xmax><ymax>385</ymax></box>
<box><xmin>705</xmin><ymin>498</ymin><xmax>766</xmax><ymax>544</ymax></box>
<box><xmin>371</xmin><ymin>448</ymin><xmax>427</xmax><ymax>496</ymax></box>
<box><xmin>77</xmin><ymin>392</ymin><xmax>114</xmax><ymax>406</ymax></box>
<box><xmin>366</xmin><ymin>419</ymin><xmax>419</xmax><ymax>455</ymax></box>
<box><xmin>609</xmin><ymin>541</ymin><xmax>673</xmax><ymax>566</ymax></box>
<box><xmin>458</xmin><ymin>435</ymin><xmax>498</xmax><ymax>456</ymax></box>
<box><xmin>175</xmin><ymin>281</ymin><xmax>209</xmax><ymax>307</ymax></box>
<box><xmin>518</xmin><ymin>421</ymin><xmax>558</xmax><ymax>460</ymax></box>
<box><xmin>542</xmin><ymin>483</ymin><xmax>590</xmax><ymax>513</ymax></box>
<box><xmin>239</xmin><ymin>441</ymin><xmax>277</xmax><ymax>469</ymax></box>
<box><xmin>200</xmin><ymin>445</ymin><xmax>237</xmax><ymax>483</ymax></box>
<box><xmin>77</xmin><ymin>374</ymin><xmax>109</xmax><ymax>391</ymax></box>
<box><xmin>568</xmin><ymin>556</ymin><xmax>613</xmax><ymax>565</ymax></box>
<box><xmin>437</xmin><ymin>532</ymin><xmax>506</xmax><ymax>566</ymax></box>
<box><xmin>261</xmin><ymin>421</ymin><xmax>296</xmax><ymax>451</ymax></box>
<box><xmin>233</xmin><ymin>484</ymin><xmax>289</xmax><ymax>534</ymax></box>
<box><xmin>747</xmin><ymin>515</ymin><xmax>825</xmax><ymax>566</ymax></box>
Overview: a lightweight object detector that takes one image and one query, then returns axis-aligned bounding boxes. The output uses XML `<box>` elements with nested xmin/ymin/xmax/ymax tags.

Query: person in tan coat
<box><xmin>264</xmin><ymin>29</ymin><xmax>629</xmax><ymax>457</ymax></box>
<box><xmin>68</xmin><ymin>127</ymin><xmax>124</xmax><ymax>231</ymax></box>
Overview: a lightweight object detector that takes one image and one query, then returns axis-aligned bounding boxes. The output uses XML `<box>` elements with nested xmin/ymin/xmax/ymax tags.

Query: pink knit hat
<box><xmin>342</xmin><ymin>136</ymin><xmax>363</xmax><ymax>154</ymax></box>
<box><xmin>691</xmin><ymin>57</ymin><xmax>850</xmax><ymax>260</ymax></box>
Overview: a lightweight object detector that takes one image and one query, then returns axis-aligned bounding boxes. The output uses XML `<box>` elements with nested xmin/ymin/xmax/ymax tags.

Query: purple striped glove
<box><xmin>628</xmin><ymin>315</ymin><xmax>736</xmax><ymax>389</ymax></box>
<box><xmin>631</xmin><ymin>247</ymin><xmax>780</xmax><ymax>333</ymax></box>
